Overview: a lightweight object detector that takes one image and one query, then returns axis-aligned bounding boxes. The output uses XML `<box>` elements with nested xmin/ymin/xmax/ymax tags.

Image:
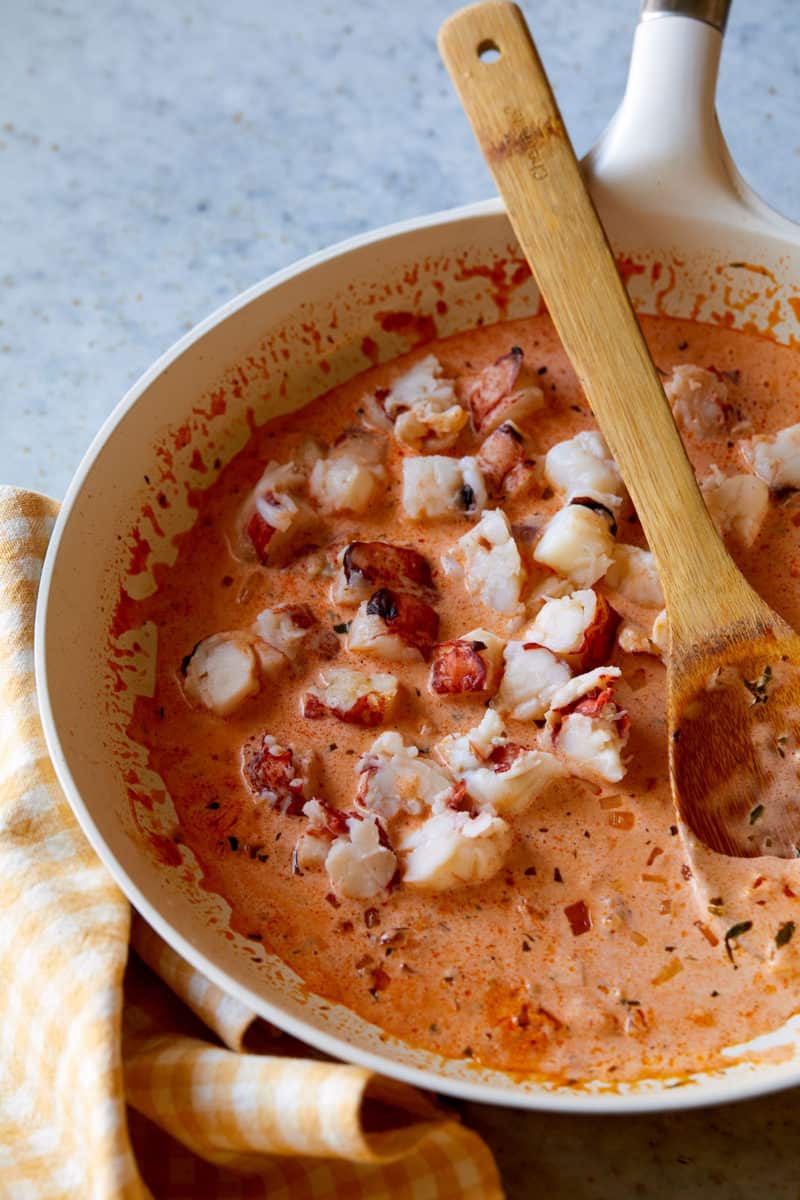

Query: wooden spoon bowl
<box><xmin>439</xmin><ymin>0</ymin><xmax>800</xmax><ymax>858</ymax></box>
<box><xmin>669</xmin><ymin>614</ymin><xmax>800</xmax><ymax>857</ymax></box>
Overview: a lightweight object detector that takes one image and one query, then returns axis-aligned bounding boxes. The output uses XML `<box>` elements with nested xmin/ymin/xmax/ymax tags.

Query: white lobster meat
<box><xmin>554</xmin><ymin>714</ymin><xmax>628</xmax><ymax>784</ymax></box>
<box><xmin>357</xmin><ymin>731</ymin><xmax>453</xmax><ymax>819</ymax></box>
<box><xmin>399</xmin><ymin>808</ymin><xmax>512</xmax><ymax>891</ymax></box>
<box><xmin>740</xmin><ymin>422</ymin><xmax>800</xmax><ymax>490</ymax></box>
<box><xmin>525</xmin><ymin>587</ymin><xmax>618</xmax><ymax>668</ymax></box>
<box><xmin>526</xmin><ymin>573</ymin><xmax>575</xmax><ymax>615</ymax></box>
<box><xmin>294</xmin><ymin>829</ymin><xmax>330</xmax><ymax>872</ymax></box>
<box><xmin>493</xmin><ymin>643</ymin><xmax>571</xmax><ymax>721</ymax></box>
<box><xmin>325</xmin><ymin>813</ymin><xmax>398</xmax><ymax>900</ymax></box>
<box><xmin>545</xmin><ymin>668</ymin><xmax>628</xmax><ymax>784</ymax></box>
<box><xmin>701</xmin><ymin>466</ymin><xmax>769</xmax><ymax>547</ymax></box>
<box><xmin>239</xmin><ymin>460</ymin><xmax>312</xmax><ymax>564</ymax></box>
<box><xmin>533</xmin><ymin>504</ymin><xmax>616</xmax><ymax>587</ymax></box>
<box><xmin>444</xmin><ymin>508</ymin><xmax>525</xmax><ymax>616</ymax></box>
<box><xmin>618</xmin><ymin>608</ymin><xmax>668</xmax><ymax>661</ymax></box>
<box><xmin>293</xmin><ymin>798</ymin><xmax>340</xmax><ymax>872</ymax></box>
<box><xmin>664</xmin><ymin>364</ymin><xmax>727</xmax><ymax>437</ymax></box>
<box><xmin>252</xmin><ymin>604</ymin><xmax>315</xmax><ymax>660</ymax></box>
<box><xmin>652</xmin><ymin>608</ymin><xmax>668</xmax><ymax>655</ymax></box>
<box><xmin>401</xmin><ymin>455</ymin><xmax>487</xmax><ymax>520</ymax></box>
<box><xmin>435</xmin><ymin>709</ymin><xmax>565</xmax><ymax>816</ymax></box>
<box><xmin>183</xmin><ymin>632</ymin><xmax>264</xmax><ymax>716</ymax></box>
<box><xmin>303</xmin><ymin>668</ymin><xmax>399</xmax><ymax>727</ymax></box>
<box><xmin>309</xmin><ymin>431</ymin><xmax>386</xmax><ymax>514</ymax></box>
<box><xmin>604</xmin><ymin>544</ymin><xmax>664</xmax><ymax>608</ymax></box>
<box><xmin>437</xmin><ymin>708</ymin><xmax>507</xmax><ymax>771</ymax></box>
<box><xmin>375</xmin><ymin>355</ymin><xmax>468</xmax><ymax>452</ymax></box>
<box><xmin>548</xmin><ymin>666</ymin><xmax>622</xmax><ymax>711</ymax></box>
<box><xmin>544</xmin><ymin>430</ymin><xmax>626</xmax><ymax>510</ymax></box>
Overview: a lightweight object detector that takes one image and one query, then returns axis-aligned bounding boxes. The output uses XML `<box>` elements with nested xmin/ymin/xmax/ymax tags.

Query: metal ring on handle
<box><xmin>640</xmin><ymin>0</ymin><xmax>730</xmax><ymax>33</ymax></box>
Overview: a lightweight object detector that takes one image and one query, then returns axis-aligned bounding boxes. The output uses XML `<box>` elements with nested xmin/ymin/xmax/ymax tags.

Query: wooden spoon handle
<box><xmin>439</xmin><ymin>1</ymin><xmax>760</xmax><ymax>644</ymax></box>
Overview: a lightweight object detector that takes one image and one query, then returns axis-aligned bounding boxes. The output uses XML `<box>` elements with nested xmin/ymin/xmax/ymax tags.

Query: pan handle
<box><xmin>640</xmin><ymin>0</ymin><xmax>730</xmax><ymax>32</ymax></box>
<box><xmin>582</xmin><ymin>1</ymin><xmax>797</xmax><ymax>235</ymax></box>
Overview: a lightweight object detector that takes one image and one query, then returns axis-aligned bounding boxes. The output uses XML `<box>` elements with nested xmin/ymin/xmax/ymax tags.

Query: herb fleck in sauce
<box><xmin>129</xmin><ymin>312</ymin><xmax>800</xmax><ymax>1083</ymax></box>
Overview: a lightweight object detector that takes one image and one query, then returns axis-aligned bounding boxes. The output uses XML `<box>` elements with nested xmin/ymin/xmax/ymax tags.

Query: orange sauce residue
<box><xmin>728</xmin><ymin>261</ymin><xmax>779</xmax><ymax>284</ymax></box>
<box><xmin>127</xmin><ymin>528</ymin><xmax>151</xmax><ymax>576</ymax></box>
<box><xmin>121</xmin><ymin>310</ymin><xmax>800</xmax><ymax>1085</ymax></box>
<box><xmin>453</xmin><ymin>256</ymin><xmax>532</xmax><ymax>316</ymax></box>
<box><xmin>616</xmin><ymin>254</ymin><xmax>646</xmax><ymax>284</ymax></box>
<box><xmin>146</xmin><ymin>832</ymin><xmax>183</xmax><ymax>867</ymax></box>
<box><xmin>377</xmin><ymin>310</ymin><xmax>437</xmax><ymax>346</ymax></box>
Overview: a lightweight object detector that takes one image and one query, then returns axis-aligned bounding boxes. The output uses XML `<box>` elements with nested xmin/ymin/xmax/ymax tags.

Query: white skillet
<box><xmin>35</xmin><ymin>0</ymin><xmax>800</xmax><ymax>1111</ymax></box>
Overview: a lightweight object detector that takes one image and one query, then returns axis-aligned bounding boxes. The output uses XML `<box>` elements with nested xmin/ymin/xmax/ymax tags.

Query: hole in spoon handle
<box><xmin>477</xmin><ymin>38</ymin><xmax>501</xmax><ymax>63</ymax></box>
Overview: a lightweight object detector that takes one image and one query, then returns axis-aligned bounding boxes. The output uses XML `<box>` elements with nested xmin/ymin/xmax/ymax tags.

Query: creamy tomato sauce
<box><xmin>129</xmin><ymin>312</ymin><xmax>800</xmax><ymax>1084</ymax></box>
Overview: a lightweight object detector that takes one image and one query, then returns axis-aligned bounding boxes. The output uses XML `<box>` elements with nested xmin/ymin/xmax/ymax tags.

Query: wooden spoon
<box><xmin>439</xmin><ymin>1</ymin><xmax>800</xmax><ymax>858</ymax></box>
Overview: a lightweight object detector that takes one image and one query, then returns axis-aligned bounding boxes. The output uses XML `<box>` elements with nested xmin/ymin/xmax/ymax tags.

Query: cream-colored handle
<box><xmin>640</xmin><ymin>0</ymin><xmax>730</xmax><ymax>32</ymax></box>
<box><xmin>439</xmin><ymin>0</ymin><xmax>759</xmax><ymax>644</ymax></box>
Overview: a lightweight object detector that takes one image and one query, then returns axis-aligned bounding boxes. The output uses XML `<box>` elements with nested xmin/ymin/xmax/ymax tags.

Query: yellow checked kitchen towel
<box><xmin>0</xmin><ymin>486</ymin><xmax>503</xmax><ymax>1200</ymax></box>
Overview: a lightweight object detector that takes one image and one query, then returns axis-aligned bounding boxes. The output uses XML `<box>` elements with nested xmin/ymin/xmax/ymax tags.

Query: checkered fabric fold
<box><xmin>0</xmin><ymin>486</ymin><xmax>503</xmax><ymax>1200</ymax></box>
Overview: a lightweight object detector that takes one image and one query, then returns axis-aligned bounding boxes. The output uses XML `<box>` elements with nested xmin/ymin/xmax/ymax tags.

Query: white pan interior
<box><xmin>35</xmin><ymin>12</ymin><xmax>800</xmax><ymax>1111</ymax></box>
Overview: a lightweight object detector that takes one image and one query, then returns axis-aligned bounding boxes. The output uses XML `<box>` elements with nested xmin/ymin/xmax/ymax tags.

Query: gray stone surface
<box><xmin>5</xmin><ymin>2</ymin><xmax>800</xmax><ymax>1194</ymax></box>
<box><xmin>2</xmin><ymin>0</ymin><xmax>800</xmax><ymax>495</ymax></box>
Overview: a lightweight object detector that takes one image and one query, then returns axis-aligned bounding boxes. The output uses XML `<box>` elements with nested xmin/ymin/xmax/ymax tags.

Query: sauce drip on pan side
<box><xmin>128</xmin><ymin>312</ymin><xmax>800</xmax><ymax>1084</ymax></box>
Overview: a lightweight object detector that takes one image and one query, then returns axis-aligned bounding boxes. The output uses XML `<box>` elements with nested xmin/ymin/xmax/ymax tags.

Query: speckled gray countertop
<box><xmin>4</xmin><ymin>1</ymin><xmax>800</xmax><ymax>1195</ymax></box>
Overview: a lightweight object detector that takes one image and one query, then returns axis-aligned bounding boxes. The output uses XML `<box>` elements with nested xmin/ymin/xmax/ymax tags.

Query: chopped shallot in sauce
<box><xmin>127</xmin><ymin>311</ymin><xmax>800</xmax><ymax>1085</ymax></box>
